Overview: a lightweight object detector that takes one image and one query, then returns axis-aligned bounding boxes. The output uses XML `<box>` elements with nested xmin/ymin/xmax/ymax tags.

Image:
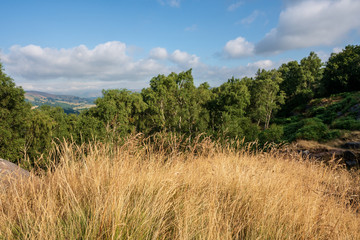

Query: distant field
<box><xmin>25</xmin><ymin>91</ymin><xmax>96</xmax><ymax>113</ymax></box>
<box><xmin>1</xmin><ymin>136</ymin><xmax>359</xmax><ymax>239</ymax></box>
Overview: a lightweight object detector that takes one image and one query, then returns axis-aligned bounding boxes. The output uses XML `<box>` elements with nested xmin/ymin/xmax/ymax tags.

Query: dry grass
<box><xmin>1</xmin><ymin>134</ymin><xmax>360</xmax><ymax>239</ymax></box>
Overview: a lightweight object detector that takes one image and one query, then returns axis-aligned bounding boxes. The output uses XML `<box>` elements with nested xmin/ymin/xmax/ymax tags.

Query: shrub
<box><xmin>332</xmin><ymin>117</ymin><xmax>360</xmax><ymax>130</ymax></box>
<box><xmin>295</xmin><ymin>118</ymin><xmax>328</xmax><ymax>141</ymax></box>
<box><xmin>259</xmin><ymin>124</ymin><xmax>284</xmax><ymax>144</ymax></box>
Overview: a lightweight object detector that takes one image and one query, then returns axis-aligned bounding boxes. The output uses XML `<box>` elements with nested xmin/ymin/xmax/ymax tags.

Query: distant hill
<box><xmin>25</xmin><ymin>91</ymin><xmax>96</xmax><ymax>114</ymax></box>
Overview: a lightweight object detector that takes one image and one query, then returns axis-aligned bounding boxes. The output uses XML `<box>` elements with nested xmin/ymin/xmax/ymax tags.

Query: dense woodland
<box><xmin>1</xmin><ymin>45</ymin><xmax>360</xmax><ymax>167</ymax></box>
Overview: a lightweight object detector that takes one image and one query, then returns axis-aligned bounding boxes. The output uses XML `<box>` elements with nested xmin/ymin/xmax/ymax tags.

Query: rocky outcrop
<box><xmin>342</xmin><ymin>142</ymin><xmax>360</xmax><ymax>149</ymax></box>
<box><xmin>0</xmin><ymin>158</ymin><xmax>30</xmax><ymax>186</ymax></box>
<box><xmin>296</xmin><ymin>146</ymin><xmax>359</xmax><ymax>169</ymax></box>
<box><xmin>288</xmin><ymin>140</ymin><xmax>360</xmax><ymax>169</ymax></box>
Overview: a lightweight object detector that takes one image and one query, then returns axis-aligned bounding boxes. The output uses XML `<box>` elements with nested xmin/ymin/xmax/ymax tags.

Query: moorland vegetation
<box><xmin>1</xmin><ymin>135</ymin><xmax>360</xmax><ymax>239</ymax></box>
<box><xmin>1</xmin><ymin>45</ymin><xmax>359</xmax><ymax>168</ymax></box>
<box><xmin>1</xmin><ymin>45</ymin><xmax>360</xmax><ymax>239</ymax></box>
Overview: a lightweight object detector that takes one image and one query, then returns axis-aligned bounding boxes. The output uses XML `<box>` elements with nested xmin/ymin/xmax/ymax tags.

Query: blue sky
<box><xmin>1</xmin><ymin>0</ymin><xmax>359</xmax><ymax>96</ymax></box>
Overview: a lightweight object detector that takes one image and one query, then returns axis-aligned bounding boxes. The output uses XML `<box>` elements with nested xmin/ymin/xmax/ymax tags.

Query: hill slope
<box><xmin>25</xmin><ymin>91</ymin><xmax>96</xmax><ymax>114</ymax></box>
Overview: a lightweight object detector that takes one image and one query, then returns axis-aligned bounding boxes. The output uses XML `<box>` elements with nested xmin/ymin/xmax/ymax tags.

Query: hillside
<box><xmin>275</xmin><ymin>91</ymin><xmax>360</xmax><ymax>168</ymax></box>
<box><xmin>25</xmin><ymin>91</ymin><xmax>96</xmax><ymax>114</ymax></box>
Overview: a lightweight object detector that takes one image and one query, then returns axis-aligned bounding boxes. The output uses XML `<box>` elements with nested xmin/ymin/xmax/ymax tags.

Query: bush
<box><xmin>295</xmin><ymin>118</ymin><xmax>328</xmax><ymax>141</ymax></box>
<box><xmin>325</xmin><ymin>129</ymin><xmax>341</xmax><ymax>140</ymax></box>
<box><xmin>332</xmin><ymin>117</ymin><xmax>360</xmax><ymax>130</ymax></box>
<box><xmin>259</xmin><ymin>124</ymin><xmax>284</xmax><ymax>144</ymax></box>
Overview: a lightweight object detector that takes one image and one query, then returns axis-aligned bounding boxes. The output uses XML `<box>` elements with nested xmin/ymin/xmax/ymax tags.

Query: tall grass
<box><xmin>1</xmin><ymin>134</ymin><xmax>359</xmax><ymax>239</ymax></box>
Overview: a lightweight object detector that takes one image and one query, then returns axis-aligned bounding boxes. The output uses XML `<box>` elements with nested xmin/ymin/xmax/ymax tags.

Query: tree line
<box><xmin>1</xmin><ymin>45</ymin><xmax>360</xmax><ymax>167</ymax></box>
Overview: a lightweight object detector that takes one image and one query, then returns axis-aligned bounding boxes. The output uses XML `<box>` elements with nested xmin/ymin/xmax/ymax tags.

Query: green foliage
<box><xmin>322</xmin><ymin>45</ymin><xmax>360</xmax><ymax>95</ymax></box>
<box><xmin>250</xmin><ymin>69</ymin><xmax>285</xmax><ymax>129</ymax></box>
<box><xmin>91</xmin><ymin>89</ymin><xmax>147</xmax><ymax>138</ymax></box>
<box><xmin>278</xmin><ymin>52</ymin><xmax>323</xmax><ymax>116</ymax></box>
<box><xmin>259</xmin><ymin>124</ymin><xmax>284</xmax><ymax>144</ymax></box>
<box><xmin>208</xmin><ymin>77</ymin><xmax>251</xmax><ymax>137</ymax></box>
<box><xmin>307</xmin><ymin>92</ymin><xmax>360</xmax><ymax>125</ymax></box>
<box><xmin>332</xmin><ymin>117</ymin><xmax>360</xmax><ymax>130</ymax></box>
<box><xmin>295</xmin><ymin>118</ymin><xmax>329</xmax><ymax>141</ymax></box>
<box><xmin>142</xmin><ymin>69</ymin><xmax>208</xmax><ymax>136</ymax></box>
<box><xmin>284</xmin><ymin>117</ymin><xmax>340</xmax><ymax>142</ymax></box>
<box><xmin>0</xmin><ymin>63</ymin><xmax>32</xmax><ymax>162</ymax></box>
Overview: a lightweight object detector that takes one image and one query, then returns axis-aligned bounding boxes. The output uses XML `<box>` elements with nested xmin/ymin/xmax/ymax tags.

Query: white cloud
<box><xmin>314</xmin><ymin>51</ymin><xmax>331</xmax><ymax>63</ymax></box>
<box><xmin>256</xmin><ymin>0</ymin><xmax>360</xmax><ymax>54</ymax></box>
<box><xmin>170</xmin><ymin>50</ymin><xmax>201</xmax><ymax>68</ymax></box>
<box><xmin>247</xmin><ymin>60</ymin><xmax>274</xmax><ymax>69</ymax></box>
<box><xmin>0</xmin><ymin>42</ymin><xmax>209</xmax><ymax>95</ymax></box>
<box><xmin>158</xmin><ymin>0</ymin><xmax>181</xmax><ymax>7</ymax></box>
<box><xmin>240</xmin><ymin>10</ymin><xmax>260</xmax><ymax>25</ymax></box>
<box><xmin>149</xmin><ymin>47</ymin><xmax>168</xmax><ymax>59</ymax></box>
<box><xmin>0</xmin><ymin>41</ymin><xmax>282</xmax><ymax>96</ymax></box>
<box><xmin>227</xmin><ymin>1</ymin><xmax>243</xmax><ymax>11</ymax></box>
<box><xmin>223</xmin><ymin>37</ymin><xmax>255</xmax><ymax>58</ymax></box>
<box><xmin>332</xmin><ymin>47</ymin><xmax>343</xmax><ymax>54</ymax></box>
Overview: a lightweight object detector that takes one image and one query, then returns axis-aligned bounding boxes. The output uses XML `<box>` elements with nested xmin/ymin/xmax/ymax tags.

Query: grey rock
<box><xmin>343</xmin><ymin>142</ymin><xmax>360</xmax><ymax>149</ymax></box>
<box><xmin>0</xmin><ymin>158</ymin><xmax>30</xmax><ymax>186</ymax></box>
<box><xmin>343</xmin><ymin>151</ymin><xmax>359</xmax><ymax>168</ymax></box>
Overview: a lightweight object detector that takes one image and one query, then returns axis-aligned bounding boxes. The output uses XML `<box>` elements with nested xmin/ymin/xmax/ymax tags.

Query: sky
<box><xmin>0</xmin><ymin>0</ymin><xmax>359</xmax><ymax>97</ymax></box>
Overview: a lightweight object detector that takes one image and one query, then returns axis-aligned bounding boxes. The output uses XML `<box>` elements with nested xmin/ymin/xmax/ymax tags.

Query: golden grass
<box><xmin>1</xmin><ymin>134</ymin><xmax>359</xmax><ymax>239</ymax></box>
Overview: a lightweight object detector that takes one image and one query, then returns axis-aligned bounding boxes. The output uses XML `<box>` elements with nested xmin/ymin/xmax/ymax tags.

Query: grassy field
<box><xmin>1</xmin><ymin>135</ymin><xmax>360</xmax><ymax>239</ymax></box>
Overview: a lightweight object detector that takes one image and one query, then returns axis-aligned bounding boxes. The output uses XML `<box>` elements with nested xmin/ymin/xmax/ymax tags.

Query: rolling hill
<box><xmin>25</xmin><ymin>91</ymin><xmax>96</xmax><ymax>114</ymax></box>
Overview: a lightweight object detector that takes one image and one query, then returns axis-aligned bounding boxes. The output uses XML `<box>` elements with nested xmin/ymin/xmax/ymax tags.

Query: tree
<box><xmin>141</xmin><ymin>69</ymin><xmax>204</xmax><ymax>136</ymax></box>
<box><xmin>88</xmin><ymin>89</ymin><xmax>147</xmax><ymax>140</ymax></box>
<box><xmin>0</xmin><ymin>62</ymin><xmax>32</xmax><ymax>162</ymax></box>
<box><xmin>278</xmin><ymin>52</ymin><xmax>323</xmax><ymax>114</ymax></box>
<box><xmin>251</xmin><ymin>69</ymin><xmax>285</xmax><ymax>129</ymax></box>
<box><xmin>322</xmin><ymin>45</ymin><xmax>360</xmax><ymax>95</ymax></box>
<box><xmin>300</xmin><ymin>51</ymin><xmax>323</xmax><ymax>96</ymax></box>
<box><xmin>208</xmin><ymin>77</ymin><xmax>253</xmax><ymax>139</ymax></box>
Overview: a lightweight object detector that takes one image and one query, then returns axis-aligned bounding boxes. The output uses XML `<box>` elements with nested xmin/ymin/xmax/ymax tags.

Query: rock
<box><xmin>343</xmin><ymin>151</ymin><xmax>359</xmax><ymax>168</ymax></box>
<box><xmin>0</xmin><ymin>158</ymin><xmax>30</xmax><ymax>186</ymax></box>
<box><xmin>342</xmin><ymin>142</ymin><xmax>360</xmax><ymax>149</ymax></box>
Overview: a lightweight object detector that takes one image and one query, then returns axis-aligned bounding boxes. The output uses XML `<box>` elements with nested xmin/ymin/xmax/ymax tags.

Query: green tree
<box><xmin>141</xmin><ymin>69</ymin><xmax>204</xmax><ymax>136</ymax></box>
<box><xmin>300</xmin><ymin>51</ymin><xmax>323</xmax><ymax>96</ymax></box>
<box><xmin>208</xmin><ymin>77</ymin><xmax>254</xmax><ymax>139</ymax></box>
<box><xmin>278</xmin><ymin>52</ymin><xmax>323</xmax><ymax>115</ymax></box>
<box><xmin>38</xmin><ymin>105</ymin><xmax>72</xmax><ymax>141</ymax></box>
<box><xmin>0</xmin><ymin>62</ymin><xmax>32</xmax><ymax>162</ymax></box>
<box><xmin>251</xmin><ymin>69</ymin><xmax>285</xmax><ymax>129</ymax></box>
<box><xmin>322</xmin><ymin>45</ymin><xmax>360</xmax><ymax>95</ymax></box>
<box><xmin>88</xmin><ymin>89</ymin><xmax>147</xmax><ymax>140</ymax></box>
<box><xmin>24</xmin><ymin>109</ymin><xmax>54</xmax><ymax>166</ymax></box>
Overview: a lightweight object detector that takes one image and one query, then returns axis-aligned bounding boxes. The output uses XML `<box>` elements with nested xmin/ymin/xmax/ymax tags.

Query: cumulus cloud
<box><xmin>255</xmin><ymin>0</ymin><xmax>360</xmax><ymax>54</ymax></box>
<box><xmin>227</xmin><ymin>1</ymin><xmax>243</xmax><ymax>11</ymax></box>
<box><xmin>0</xmin><ymin>42</ymin><xmax>210</xmax><ymax>95</ymax></box>
<box><xmin>332</xmin><ymin>47</ymin><xmax>343</xmax><ymax>54</ymax></box>
<box><xmin>195</xmin><ymin>59</ymin><xmax>278</xmax><ymax>87</ymax></box>
<box><xmin>223</xmin><ymin>37</ymin><xmax>255</xmax><ymax>58</ymax></box>
<box><xmin>149</xmin><ymin>47</ymin><xmax>168</xmax><ymax>59</ymax></box>
<box><xmin>170</xmin><ymin>50</ymin><xmax>201</xmax><ymax>68</ymax></box>
<box><xmin>0</xmin><ymin>41</ymin><xmax>282</xmax><ymax>96</ymax></box>
<box><xmin>2</xmin><ymin>42</ymin><xmax>162</xmax><ymax>81</ymax></box>
<box><xmin>247</xmin><ymin>60</ymin><xmax>274</xmax><ymax>69</ymax></box>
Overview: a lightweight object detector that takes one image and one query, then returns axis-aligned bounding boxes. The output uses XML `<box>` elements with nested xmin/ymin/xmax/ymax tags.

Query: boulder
<box><xmin>0</xmin><ymin>158</ymin><xmax>30</xmax><ymax>186</ymax></box>
<box><xmin>342</xmin><ymin>142</ymin><xmax>360</xmax><ymax>149</ymax></box>
<box><xmin>342</xmin><ymin>150</ymin><xmax>359</xmax><ymax>168</ymax></box>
